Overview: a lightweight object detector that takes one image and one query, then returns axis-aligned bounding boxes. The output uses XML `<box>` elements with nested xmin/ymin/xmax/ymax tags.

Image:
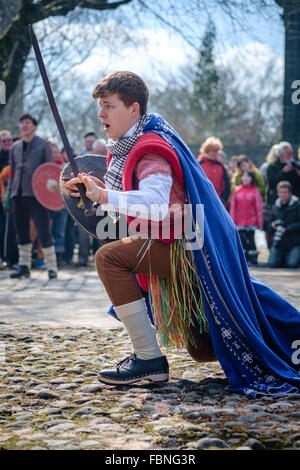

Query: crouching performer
<box><xmin>65</xmin><ymin>71</ymin><xmax>300</xmax><ymax>397</ymax></box>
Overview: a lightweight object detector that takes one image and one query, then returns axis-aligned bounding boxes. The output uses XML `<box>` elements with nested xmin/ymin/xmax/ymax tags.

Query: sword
<box><xmin>28</xmin><ymin>25</ymin><xmax>96</xmax><ymax>216</ymax></box>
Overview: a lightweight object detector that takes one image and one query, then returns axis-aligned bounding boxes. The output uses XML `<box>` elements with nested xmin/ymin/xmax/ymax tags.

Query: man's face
<box><xmin>98</xmin><ymin>93</ymin><xmax>140</xmax><ymax>139</ymax></box>
<box><xmin>0</xmin><ymin>133</ymin><xmax>13</xmax><ymax>151</ymax></box>
<box><xmin>84</xmin><ymin>135</ymin><xmax>95</xmax><ymax>151</ymax></box>
<box><xmin>280</xmin><ymin>146</ymin><xmax>293</xmax><ymax>163</ymax></box>
<box><xmin>277</xmin><ymin>187</ymin><xmax>292</xmax><ymax>205</ymax></box>
<box><xmin>19</xmin><ymin>118</ymin><xmax>36</xmax><ymax>140</ymax></box>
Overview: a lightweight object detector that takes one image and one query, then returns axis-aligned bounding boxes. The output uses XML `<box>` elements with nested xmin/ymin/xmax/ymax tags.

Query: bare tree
<box><xmin>0</xmin><ymin>0</ymin><xmax>279</xmax><ymax>115</ymax></box>
<box><xmin>0</xmin><ymin>0</ymin><xmax>133</xmax><ymax>116</ymax></box>
<box><xmin>21</xmin><ymin>16</ymin><xmax>147</xmax><ymax>148</ymax></box>
<box><xmin>150</xmin><ymin>51</ymin><xmax>282</xmax><ymax>161</ymax></box>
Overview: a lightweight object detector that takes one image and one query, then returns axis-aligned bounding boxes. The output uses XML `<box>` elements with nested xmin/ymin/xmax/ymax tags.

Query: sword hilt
<box><xmin>62</xmin><ymin>177</ymin><xmax>97</xmax><ymax>216</ymax></box>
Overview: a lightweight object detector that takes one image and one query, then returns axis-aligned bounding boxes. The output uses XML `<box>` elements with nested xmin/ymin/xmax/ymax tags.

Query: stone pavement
<box><xmin>0</xmin><ymin>263</ymin><xmax>299</xmax><ymax>451</ymax></box>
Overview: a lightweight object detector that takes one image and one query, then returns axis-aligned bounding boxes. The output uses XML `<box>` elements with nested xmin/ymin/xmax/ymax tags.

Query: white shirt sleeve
<box><xmin>101</xmin><ymin>173</ymin><xmax>172</xmax><ymax>221</ymax></box>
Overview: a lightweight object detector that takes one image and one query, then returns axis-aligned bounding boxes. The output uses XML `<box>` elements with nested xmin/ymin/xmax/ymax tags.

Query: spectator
<box><xmin>76</xmin><ymin>132</ymin><xmax>98</xmax><ymax>267</ymax></box>
<box><xmin>266</xmin><ymin>141</ymin><xmax>300</xmax><ymax>207</ymax></box>
<box><xmin>48</xmin><ymin>144</ymin><xmax>69</xmax><ymax>267</ymax></box>
<box><xmin>218</xmin><ymin>150</ymin><xmax>232</xmax><ymax>178</ymax></box>
<box><xmin>217</xmin><ymin>150</ymin><xmax>226</xmax><ymax>164</ymax></box>
<box><xmin>259</xmin><ymin>144</ymin><xmax>280</xmax><ymax>248</ymax></box>
<box><xmin>92</xmin><ymin>138</ymin><xmax>106</xmax><ymax>155</ymax></box>
<box><xmin>268</xmin><ymin>181</ymin><xmax>300</xmax><ymax>269</ymax></box>
<box><xmin>230</xmin><ymin>170</ymin><xmax>263</xmax><ymax>265</ymax></box>
<box><xmin>51</xmin><ymin>142</ymin><xmax>64</xmax><ymax>166</ymax></box>
<box><xmin>231</xmin><ymin>154</ymin><xmax>265</xmax><ymax>196</ymax></box>
<box><xmin>0</xmin><ymin>130</ymin><xmax>11</xmax><ymax>169</ymax></box>
<box><xmin>30</xmin><ymin>219</ymin><xmax>45</xmax><ymax>269</ymax></box>
<box><xmin>29</xmin><ymin>142</ymin><xmax>63</xmax><ymax>271</ymax></box>
<box><xmin>4</xmin><ymin>114</ymin><xmax>58</xmax><ymax>279</ymax></box>
<box><xmin>228</xmin><ymin>155</ymin><xmax>238</xmax><ymax>175</ymax></box>
<box><xmin>198</xmin><ymin>136</ymin><xmax>230</xmax><ymax>205</ymax></box>
<box><xmin>82</xmin><ymin>132</ymin><xmax>96</xmax><ymax>155</ymax></box>
<box><xmin>260</xmin><ymin>144</ymin><xmax>278</xmax><ymax>184</ymax></box>
<box><xmin>0</xmin><ymin>130</ymin><xmax>18</xmax><ymax>268</ymax></box>
<box><xmin>60</xmin><ymin>147</ymin><xmax>76</xmax><ymax>266</ymax></box>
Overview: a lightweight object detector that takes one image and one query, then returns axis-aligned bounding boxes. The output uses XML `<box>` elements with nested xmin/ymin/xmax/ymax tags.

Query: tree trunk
<box><xmin>275</xmin><ymin>0</ymin><xmax>300</xmax><ymax>149</ymax></box>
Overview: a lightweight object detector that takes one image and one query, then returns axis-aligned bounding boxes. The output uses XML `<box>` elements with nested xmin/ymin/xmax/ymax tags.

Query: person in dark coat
<box><xmin>0</xmin><ymin>130</ymin><xmax>18</xmax><ymax>268</ymax></box>
<box><xmin>268</xmin><ymin>181</ymin><xmax>300</xmax><ymax>268</ymax></box>
<box><xmin>266</xmin><ymin>141</ymin><xmax>300</xmax><ymax>207</ymax></box>
<box><xmin>4</xmin><ymin>114</ymin><xmax>57</xmax><ymax>279</ymax></box>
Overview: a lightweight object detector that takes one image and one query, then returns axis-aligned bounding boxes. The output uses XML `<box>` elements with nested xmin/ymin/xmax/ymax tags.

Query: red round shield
<box><xmin>32</xmin><ymin>162</ymin><xmax>64</xmax><ymax>211</ymax></box>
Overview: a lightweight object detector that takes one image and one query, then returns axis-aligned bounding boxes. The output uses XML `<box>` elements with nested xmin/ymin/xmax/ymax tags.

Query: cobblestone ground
<box><xmin>0</xmin><ymin>262</ymin><xmax>299</xmax><ymax>451</ymax></box>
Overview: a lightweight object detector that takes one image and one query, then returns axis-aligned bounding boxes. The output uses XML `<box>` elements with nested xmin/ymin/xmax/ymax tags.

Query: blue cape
<box><xmin>144</xmin><ymin>113</ymin><xmax>299</xmax><ymax>397</ymax></box>
<box><xmin>107</xmin><ymin>113</ymin><xmax>300</xmax><ymax>397</ymax></box>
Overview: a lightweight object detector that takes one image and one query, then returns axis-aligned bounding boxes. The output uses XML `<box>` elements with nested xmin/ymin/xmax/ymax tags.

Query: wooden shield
<box><xmin>32</xmin><ymin>162</ymin><xmax>64</xmax><ymax>211</ymax></box>
<box><xmin>59</xmin><ymin>154</ymin><xmax>127</xmax><ymax>243</ymax></box>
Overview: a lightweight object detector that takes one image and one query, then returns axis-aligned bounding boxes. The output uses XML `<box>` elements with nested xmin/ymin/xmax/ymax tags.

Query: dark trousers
<box><xmin>78</xmin><ymin>227</ymin><xmax>102</xmax><ymax>264</ymax></box>
<box><xmin>64</xmin><ymin>214</ymin><xmax>76</xmax><ymax>262</ymax></box>
<box><xmin>0</xmin><ymin>204</ymin><xmax>18</xmax><ymax>265</ymax></box>
<box><xmin>12</xmin><ymin>196</ymin><xmax>53</xmax><ymax>248</ymax></box>
<box><xmin>49</xmin><ymin>208</ymin><xmax>68</xmax><ymax>254</ymax></box>
<box><xmin>268</xmin><ymin>245</ymin><xmax>300</xmax><ymax>268</ymax></box>
<box><xmin>237</xmin><ymin>229</ymin><xmax>258</xmax><ymax>263</ymax></box>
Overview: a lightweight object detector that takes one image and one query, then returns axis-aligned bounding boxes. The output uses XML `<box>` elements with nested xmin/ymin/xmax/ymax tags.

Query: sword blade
<box><xmin>29</xmin><ymin>25</ymin><xmax>95</xmax><ymax>215</ymax></box>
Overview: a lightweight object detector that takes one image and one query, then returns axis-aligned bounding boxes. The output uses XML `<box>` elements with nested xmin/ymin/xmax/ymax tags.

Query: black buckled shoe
<box><xmin>99</xmin><ymin>354</ymin><xmax>169</xmax><ymax>385</ymax></box>
<box><xmin>10</xmin><ymin>265</ymin><xmax>30</xmax><ymax>279</ymax></box>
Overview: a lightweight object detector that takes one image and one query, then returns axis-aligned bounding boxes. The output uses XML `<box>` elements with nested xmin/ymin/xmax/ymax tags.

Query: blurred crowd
<box><xmin>0</xmin><ymin>114</ymin><xmax>106</xmax><ymax>279</ymax></box>
<box><xmin>0</xmin><ymin>114</ymin><xmax>300</xmax><ymax>278</ymax></box>
<box><xmin>198</xmin><ymin>136</ymin><xmax>300</xmax><ymax>268</ymax></box>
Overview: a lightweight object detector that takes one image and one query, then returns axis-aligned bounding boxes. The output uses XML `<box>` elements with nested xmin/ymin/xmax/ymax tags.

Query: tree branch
<box><xmin>0</xmin><ymin>0</ymin><xmax>134</xmax><ymax>114</ymax></box>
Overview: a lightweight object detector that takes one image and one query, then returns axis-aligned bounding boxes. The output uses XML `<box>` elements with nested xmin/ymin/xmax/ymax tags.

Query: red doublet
<box><xmin>107</xmin><ymin>132</ymin><xmax>185</xmax><ymax>291</ymax></box>
<box><xmin>107</xmin><ymin>133</ymin><xmax>184</xmax><ymax>242</ymax></box>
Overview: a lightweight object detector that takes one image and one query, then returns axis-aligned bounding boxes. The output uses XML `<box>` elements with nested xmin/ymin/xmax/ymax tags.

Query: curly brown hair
<box><xmin>92</xmin><ymin>71</ymin><xmax>149</xmax><ymax>116</ymax></box>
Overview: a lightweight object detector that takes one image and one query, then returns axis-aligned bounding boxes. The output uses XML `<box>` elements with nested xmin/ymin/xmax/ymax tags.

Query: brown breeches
<box><xmin>95</xmin><ymin>235</ymin><xmax>171</xmax><ymax>307</ymax></box>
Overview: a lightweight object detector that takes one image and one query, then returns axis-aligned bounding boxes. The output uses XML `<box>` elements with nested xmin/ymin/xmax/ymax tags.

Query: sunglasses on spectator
<box><xmin>0</xmin><ymin>138</ymin><xmax>12</xmax><ymax>142</ymax></box>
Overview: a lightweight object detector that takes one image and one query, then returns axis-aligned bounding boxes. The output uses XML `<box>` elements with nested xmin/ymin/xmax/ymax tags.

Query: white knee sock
<box><xmin>18</xmin><ymin>243</ymin><xmax>32</xmax><ymax>268</ymax></box>
<box><xmin>43</xmin><ymin>245</ymin><xmax>58</xmax><ymax>272</ymax></box>
<box><xmin>115</xmin><ymin>298</ymin><xmax>162</xmax><ymax>360</ymax></box>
